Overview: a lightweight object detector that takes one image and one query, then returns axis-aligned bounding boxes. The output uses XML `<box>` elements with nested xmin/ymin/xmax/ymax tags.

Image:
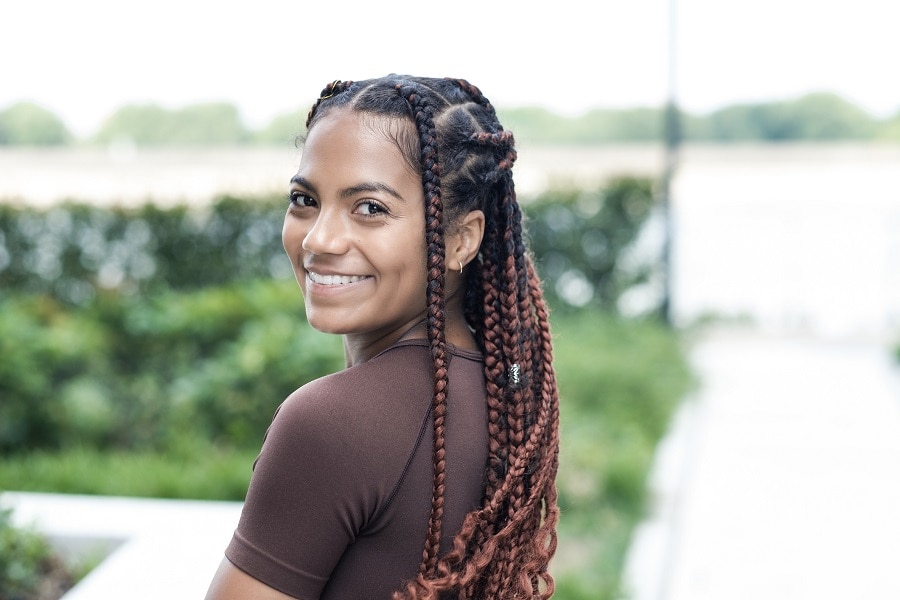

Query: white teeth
<box><xmin>308</xmin><ymin>271</ymin><xmax>364</xmax><ymax>285</ymax></box>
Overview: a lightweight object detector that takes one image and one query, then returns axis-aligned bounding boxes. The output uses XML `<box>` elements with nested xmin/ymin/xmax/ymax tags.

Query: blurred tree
<box><xmin>876</xmin><ymin>111</ymin><xmax>900</xmax><ymax>140</ymax></box>
<box><xmin>688</xmin><ymin>103</ymin><xmax>768</xmax><ymax>141</ymax></box>
<box><xmin>94</xmin><ymin>102</ymin><xmax>248</xmax><ymax>145</ymax></box>
<box><xmin>498</xmin><ymin>106</ymin><xmax>664</xmax><ymax>144</ymax></box>
<box><xmin>69</xmin><ymin>93</ymin><xmax>891</xmax><ymax>146</ymax></box>
<box><xmin>497</xmin><ymin>107</ymin><xmax>577</xmax><ymax>144</ymax></box>
<box><xmin>168</xmin><ymin>103</ymin><xmax>249</xmax><ymax>145</ymax></box>
<box><xmin>254</xmin><ymin>109</ymin><xmax>306</xmax><ymax>145</ymax></box>
<box><xmin>0</xmin><ymin>102</ymin><xmax>71</xmax><ymax>145</ymax></box>
<box><xmin>688</xmin><ymin>92</ymin><xmax>877</xmax><ymax>141</ymax></box>
<box><xmin>93</xmin><ymin>104</ymin><xmax>170</xmax><ymax>144</ymax></box>
<box><xmin>579</xmin><ymin>107</ymin><xmax>663</xmax><ymax>142</ymax></box>
<box><xmin>500</xmin><ymin>95</ymin><xmax>881</xmax><ymax>144</ymax></box>
<box><xmin>779</xmin><ymin>93</ymin><xmax>877</xmax><ymax>139</ymax></box>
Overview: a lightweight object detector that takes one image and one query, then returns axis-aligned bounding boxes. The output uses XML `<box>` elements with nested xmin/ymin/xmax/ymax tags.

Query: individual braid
<box><xmin>395</xmin><ymin>81</ymin><xmax>451</xmax><ymax>578</ymax></box>
<box><xmin>304</xmin><ymin>75</ymin><xmax>561</xmax><ymax>600</ymax></box>
<box><xmin>449</xmin><ymin>78</ymin><xmax>499</xmax><ymax>122</ymax></box>
<box><xmin>304</xmin><ymin>80</ymin><xmax>354</xmax><ymax>128</ymax></box>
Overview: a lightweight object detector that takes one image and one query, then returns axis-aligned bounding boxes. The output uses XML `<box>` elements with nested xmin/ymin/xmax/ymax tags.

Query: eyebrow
<box><xmin>289</xmin><ymin>175</ymin><xmax>406</xmax><ymax>202</ymax></box>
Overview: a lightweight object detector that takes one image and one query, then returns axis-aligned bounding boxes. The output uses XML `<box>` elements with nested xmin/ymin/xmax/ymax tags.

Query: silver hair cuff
<box><xmin>507</xmin><ymin>363</ymin><xmax>521</xmax><ymax>386</ymax></box>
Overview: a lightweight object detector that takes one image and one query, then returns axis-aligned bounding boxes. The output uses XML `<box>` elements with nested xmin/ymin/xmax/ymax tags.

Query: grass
<box><xmin>0</xmin><ymin>310</ymin><xmax>694</xmax><ymax>600</ymax></box>
<box><xmin>0</xmin><ymin>443</ymin><xmax>257</xmax><ymax>501</ymax></box>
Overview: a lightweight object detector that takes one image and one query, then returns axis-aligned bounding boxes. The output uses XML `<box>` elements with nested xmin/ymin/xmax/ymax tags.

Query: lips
<box><xmin>307</xmin><ymin>271</ymin><xmax>368</xmax><ymax>285</ymax></box>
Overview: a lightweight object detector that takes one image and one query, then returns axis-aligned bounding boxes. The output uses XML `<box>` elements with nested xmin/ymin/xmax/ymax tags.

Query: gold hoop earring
<box><xmin>458</xmin><ymin>260</ymin><xmax>465</xmax><ymax>273</ymax></box>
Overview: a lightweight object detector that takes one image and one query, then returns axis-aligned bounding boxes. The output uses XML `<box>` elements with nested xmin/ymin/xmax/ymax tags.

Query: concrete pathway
<box><xmin>625</xmin><ymin>329</ymin><xmax>900</xmax><ymax>600</ymax></box>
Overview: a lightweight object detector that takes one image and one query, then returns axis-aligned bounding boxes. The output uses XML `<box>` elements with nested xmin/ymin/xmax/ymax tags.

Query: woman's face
<box><xmin>283</xmin><ymin>109</ymin><xmax>428</xmax><ymax>351</ymax></box>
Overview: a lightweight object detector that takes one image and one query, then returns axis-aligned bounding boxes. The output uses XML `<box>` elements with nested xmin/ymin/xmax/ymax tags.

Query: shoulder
<box><xmin>292</xmin><ymin>340</ymin><xmax>482</xmax><ymax>418</ymax></box>
<box><xmin>259</xmin><ymin>341</ymin><xmax>449</xmax><ymax>484</ymax></box>
<box><xmin>277</xmin><ymin>340</ymin><xmax>435</xmax><ymax>433</ymax></box>
<box><xmin>263</xmin><ymin>339</ymin><xmax>485</xmax><ymax>469</ymax></box>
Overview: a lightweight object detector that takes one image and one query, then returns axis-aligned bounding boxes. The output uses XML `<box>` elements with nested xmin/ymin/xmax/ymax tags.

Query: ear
<box><xmin>447</xmin><ymin>209</ymin><xmax>485</xmax><ymax>271</ymax></box>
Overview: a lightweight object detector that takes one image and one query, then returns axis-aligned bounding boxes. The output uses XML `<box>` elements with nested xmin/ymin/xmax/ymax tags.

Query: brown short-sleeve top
<box><xmin>225</xmin><ymin>339</ymin><xmax>489</xmax><ymax>599</ymax></box>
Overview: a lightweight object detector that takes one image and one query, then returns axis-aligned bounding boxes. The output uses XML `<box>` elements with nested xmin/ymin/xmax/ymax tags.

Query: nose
<box><xmin>300</xmin><ymin>207</ymin><xmax>351</xmax><ymax>255</ymax></box>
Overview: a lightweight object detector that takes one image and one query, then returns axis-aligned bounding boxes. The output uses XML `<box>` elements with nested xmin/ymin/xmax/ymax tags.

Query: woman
<box><xmin>206</xmin><ymin>75</ymin><xmax>560</xmax><ymax>599</ymax></box>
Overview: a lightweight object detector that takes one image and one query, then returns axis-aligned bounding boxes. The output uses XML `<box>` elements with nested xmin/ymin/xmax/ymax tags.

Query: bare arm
<box><xmin>205</xmin><ymin>557</ymin><xmax>304</xmax><ymax>600</ymax></box>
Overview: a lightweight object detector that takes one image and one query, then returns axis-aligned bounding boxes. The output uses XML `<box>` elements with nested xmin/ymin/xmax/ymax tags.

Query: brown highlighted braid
<box><xmin>305</xmin><ymin>75</ymin><xmax>560</xmax><ymax>599</ymax></box>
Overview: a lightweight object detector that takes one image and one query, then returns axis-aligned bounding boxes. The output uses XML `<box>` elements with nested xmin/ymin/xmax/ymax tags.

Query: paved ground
<box><xmin>624</xmin><ymin>329</ymin><xmax>900</xmax><ymax>600</ymax></box>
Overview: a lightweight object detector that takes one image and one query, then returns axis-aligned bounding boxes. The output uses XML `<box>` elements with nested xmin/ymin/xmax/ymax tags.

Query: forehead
<box><xmin>301</xmin><ymin>109</ymin><xmax>418</xmax><ymax>175</ymax></box>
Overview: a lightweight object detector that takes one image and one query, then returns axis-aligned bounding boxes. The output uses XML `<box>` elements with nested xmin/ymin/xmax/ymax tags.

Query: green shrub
<box><xmin>0</xmin><ymin>296</ymin><xmax>110</xmax><ymax>450</ymax></box>
<box><xmin>0</xmin><ymin>280</ymin><xmax>343</xmax><ymax>453</ymax></box>
<box><xmin>0</xmin><ymin>506</ymin><xmax>74</xmax><ymax>600</ymax></box>
<box><xmin>550</xmin><ymin>312</ymin><xmax>694</xmax><ymax>598</ymax></box>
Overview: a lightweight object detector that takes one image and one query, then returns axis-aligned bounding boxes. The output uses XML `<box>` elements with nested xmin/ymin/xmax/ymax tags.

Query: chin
<box><xmin>309</xmin><ymin>323</ymin><xmax>349</xmax><ymax>335</ymax></box>
<box><xmin>304</xmin><ymin>311</ymin><xmax>351</xmax><ymax>335</ymax></box>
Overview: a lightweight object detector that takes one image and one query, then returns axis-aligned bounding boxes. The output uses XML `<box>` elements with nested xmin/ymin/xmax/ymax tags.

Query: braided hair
<box><xmin>305</xmin><ymin>75</ymin><xmax>560</xmax><ymax>599</ymax></box>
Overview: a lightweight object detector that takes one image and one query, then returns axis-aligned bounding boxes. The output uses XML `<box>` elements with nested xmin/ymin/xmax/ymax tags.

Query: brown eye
<box><xmin>289</xmin><ymin>192</ymin><xmax>317</xmax><ymax>207</ymax></box>
<box><xmin>355</xmin><ymin>201</ymin><xmax>387</xmax><ymax>216</ymax></box>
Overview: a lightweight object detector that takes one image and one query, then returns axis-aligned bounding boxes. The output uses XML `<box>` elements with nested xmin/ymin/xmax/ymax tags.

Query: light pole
<box><xmin>659</xmin><ymin>0</ymin><xmax>681</xmax><ymax>326</ymax></box>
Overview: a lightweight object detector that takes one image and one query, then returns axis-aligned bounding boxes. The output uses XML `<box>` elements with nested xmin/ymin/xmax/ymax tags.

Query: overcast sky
<box><xmin>3</xmin><ymin>0</ymin><xmax>898</xmax><ymax>136</ymax></box>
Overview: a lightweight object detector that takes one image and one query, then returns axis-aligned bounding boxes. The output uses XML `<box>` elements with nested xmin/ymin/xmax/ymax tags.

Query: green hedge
<box><xmin>0</xmin><ymin>177</ymin><xmax>657</xmax><ymax>313</ymax></box>
<box><xmin>0</xmin><ymin>196</ymin><xmax>289</xmax><ymax>304</ymax></box>
<box><xmin>524</xmin><ymin>176</ymin><xmax>657</xmax><ymax>312</ymax></box>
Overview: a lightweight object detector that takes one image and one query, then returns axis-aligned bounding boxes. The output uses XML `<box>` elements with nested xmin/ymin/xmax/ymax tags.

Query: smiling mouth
<box><xmin>307</xmin><ymin>271</ymin><xmax>368</xmax><ymax>285</ymax></box>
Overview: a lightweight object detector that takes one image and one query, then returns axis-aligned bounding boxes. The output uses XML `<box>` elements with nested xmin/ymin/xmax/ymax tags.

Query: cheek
<box><xmin>282</xmin><ymin>216</ymin><xmax>303</xmax><ymax>255</ymax></box>
<box><xmin>403</xmin><ymin>242</ymin><xmax>428</xmax><ymax>286</ymax></box>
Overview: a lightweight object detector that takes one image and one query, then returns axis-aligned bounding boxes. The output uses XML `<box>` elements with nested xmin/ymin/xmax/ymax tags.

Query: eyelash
<box><xmin>355</xmin><ymin>200</ymin><xmax>388</xmax><ymax>217</ymax></box>
<box><xmin>287</xmin><ymin>192</ymin><xmax>389</xmax><ymax>218</ymax></box>
<box><xmin>287</xmin><ymin>191</ymin><xmax>315</xmax><ymax>207</ymax></box>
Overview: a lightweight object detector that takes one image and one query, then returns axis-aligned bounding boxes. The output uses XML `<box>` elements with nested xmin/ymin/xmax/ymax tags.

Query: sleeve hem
<box><xmin>225</xmin><ymin>531</ymin><xmax>328</xmax><ymax>600</ymax></box>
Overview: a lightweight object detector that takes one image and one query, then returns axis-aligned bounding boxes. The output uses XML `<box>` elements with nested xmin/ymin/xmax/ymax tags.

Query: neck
<box><xmin>342</xmin><ymin>318</ymin><xmax>424</xmax><ymax>368</ymax></box>
<box><xmin>341</xmin><ymin>309</ymin><xmax>475</xmax><ymax>368</ymax></box>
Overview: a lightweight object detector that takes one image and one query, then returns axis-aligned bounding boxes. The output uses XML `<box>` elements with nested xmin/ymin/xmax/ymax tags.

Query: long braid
<box><xmin>396</xmin><ymin>81</ymin><xmax>451</xmax><ymax>578</ymax></box>
<box><xmin>487</xmin><ymin>161</ymin><xmax>525</xmax><ymax>594</ymax></box>
<box><xmin>305</xmin><ymin>75</ymin><xmax>560</xmax><ymax>600</ymax></box>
